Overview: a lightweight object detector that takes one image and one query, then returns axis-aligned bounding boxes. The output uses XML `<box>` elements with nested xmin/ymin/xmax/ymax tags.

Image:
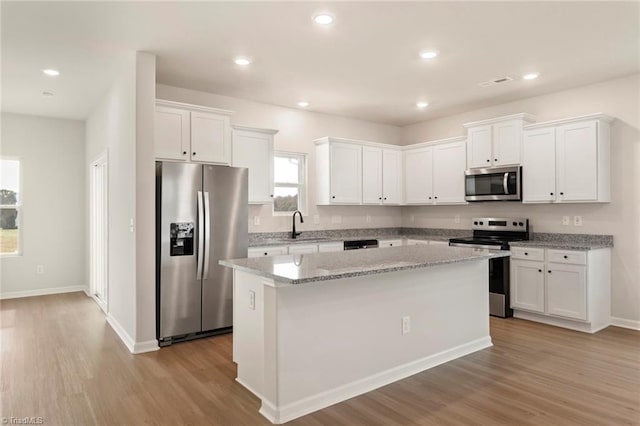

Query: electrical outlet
<box><xmin>562</xmin><ymin>216</ymin><xmax>570</xmax><ymax>226</ymax></box>
<box><xmin>410</xmin><ymin>215</ymin><xmax>415</xmax><ymax>222</ymax></box>
<box><xmin>313</xmin><ymin>214</ymin><xmax>320</xmax><ymax>225</ymax></box>
<box><xmin>331</xmin><ymin>215</ymin><xmax>342</xmax><ymax>224</ymax></box>
<box><xmin>401</xmin><ymin>316</ymin><xmax>411</xmax><ymax>335</ymax></box>
<box><xmin>253</xmin><ymin>216</ymin><xmax>260</xmax><ymax>226</ymax></box>
<box><xmin>36</xmin><ymin>265</ymin><xmax>44</xmax><ymax>274</ymax></box>
<box><xmin>574</xmin><ymin>215</ymin><xmax>583</xmax><ymax>226</ymax></box>
<box><xmin>366</xmin><ymin>215</ymin><xmax>372</xmax><ymax>223</ymax></box>
<box><xmin>454</xmin><ymin>214</ymin><xmax>461</xmax><ymax>224</ymax></box>
<box><xmin>249</xmin><ymin>290</ymin><xmax>256</xmax><ymax>310</ymax></box>
<box><xmin>129</xmin><ymin>218</ymin><xmax>135</xmax><ymax>233</ymax></box>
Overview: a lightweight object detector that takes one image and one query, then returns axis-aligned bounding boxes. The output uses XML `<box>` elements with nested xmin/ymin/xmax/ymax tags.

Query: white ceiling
<box><xmin>2</xmin><ymin>2</ymin><xmax>639</xmax><ymax>125</ymax></box>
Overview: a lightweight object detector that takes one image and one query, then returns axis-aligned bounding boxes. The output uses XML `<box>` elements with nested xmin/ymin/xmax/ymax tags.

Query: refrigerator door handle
<box><xmin>203</xmin><ymin>191</ymin><xmax>212</xmax><ymax>279</ymax></box>
<box><xmin>196</xmin><ymin>191</ymin><xmax>205</xmax><ymax>280</ymax></box>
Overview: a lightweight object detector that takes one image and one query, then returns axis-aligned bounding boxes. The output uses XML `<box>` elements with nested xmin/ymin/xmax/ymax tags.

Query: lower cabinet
<box><xmin>510</xmin><ymin>247</ymin><xmax>610</xmax><ymax>332</ymax></box>
<box><xmin>288</xmin><ymin>244</ymin><xmax>319</xmax><ymax>255</ymax></box>
<box><xmin>379</xmin><ymin>239</ymin><xmax>403</xmax><ymax>248</ymax></box>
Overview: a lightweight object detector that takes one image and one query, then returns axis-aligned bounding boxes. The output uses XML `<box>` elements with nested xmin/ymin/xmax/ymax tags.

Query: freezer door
<box><xmin>158</xmin><ymin>162</ymin><xmax>203</xmax><ymax>339</ymax></box>
<box><xmin>202</xmin><ymin>165</ymin><xmax>248</xmax><ymax>331</ymax></box>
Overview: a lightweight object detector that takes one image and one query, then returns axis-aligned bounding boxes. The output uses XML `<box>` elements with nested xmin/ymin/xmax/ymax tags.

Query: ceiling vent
<box><xmin>478</xmin><ymin>76</ymin><xmax>513</xmax><ymax>87</ymax></box>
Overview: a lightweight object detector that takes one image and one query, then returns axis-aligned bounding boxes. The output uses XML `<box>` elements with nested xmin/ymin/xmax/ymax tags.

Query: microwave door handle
<box><xmin>503</xmin><ymin>172</ymin><xmax>510</xmax><ymax>195</ymax></box>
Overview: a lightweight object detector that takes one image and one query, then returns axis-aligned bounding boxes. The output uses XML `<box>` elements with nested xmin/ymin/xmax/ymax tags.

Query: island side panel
<box><xmin>271</xmin><ymin>260</ymin><xmax>491</xmax><ymax>421</ymax></box>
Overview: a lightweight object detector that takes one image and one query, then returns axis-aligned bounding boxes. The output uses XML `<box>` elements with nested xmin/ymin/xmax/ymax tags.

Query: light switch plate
<box><xmin>574</xmin><ymin>215</ymin><xmax>583</xmax><ymax>226</ymax></box>
<box><xmin>410</xmin><ymin>215</ymin><xmax>415</xmax><ymax>222</ymax></box>
<box><xmin>562</xmin><ymin>216</ymin><xmax>570</xmax><ymax>226</ymax></box>
<box><xmin>253</xmin><ymin>216</ymin><xmax>260</xmax><ymax>226</ymax></box>
<box><xmin>454</xmin><ymin>214</ymin><xmax>461</xmax><ymax>224</ymax></box>
<box><xmin>366</xmin><ymin>215</ymin><xmax>372</xmax><ymax>223</ymax></box>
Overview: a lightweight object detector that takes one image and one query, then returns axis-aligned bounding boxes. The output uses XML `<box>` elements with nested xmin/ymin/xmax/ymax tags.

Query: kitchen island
<box><xmin>220</xmin><ymin>245</ymin><xmax>508</xmax><ymax>424</ymax></box>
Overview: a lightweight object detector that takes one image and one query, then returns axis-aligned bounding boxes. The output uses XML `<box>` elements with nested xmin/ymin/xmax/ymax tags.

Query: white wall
<box><xmin>0</xmin><ymin>113</ymin><xmax>86</xmax><ymax>298</ymax></box>
<box><xmin>401</xmin><ymin>73</ymin><xmax>640</xmax><ymax>324</ymax></box>
<box><xmin>86</xmin><ymin>52</ymin><xmax>138</xmax><ymax>345</ymax></box>
<box><xmin>156</xmin><ymin>84</ymin><xmax>404</xmax><ymax>233</ymax></box>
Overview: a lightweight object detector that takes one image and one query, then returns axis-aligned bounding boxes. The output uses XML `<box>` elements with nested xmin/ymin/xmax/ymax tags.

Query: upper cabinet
<box><xmin>522</xmin><ymin>113</ymin><xmax>612</xmax><ymax>204</ymax></box>
<box><xmin>316</xmin><ymin>138</ymin><xmax>363</xmax><ymax>205</ymax></box>
<box><xmin>154</xmin><ymin>100</ymin><xmax>233</xmax><ymax>165</ymax></box>
<box><xmin>464</xmin><ymin>114</ymin><xmax>536</xmax><ymax>168</ymax></box>
<box><xmin>232</xmin><ymin>125</ymin><xmax>278</xmax><ymax>204</ymax></box>
<box><xmin>404</xmin><ymin>137</ymin><xmax>466</xmax><ymax>205</ymax></box>
<box><xmin>362</xmin><ymin>147</ymin><xmax>403</xmax><ymax>205</ymax></box>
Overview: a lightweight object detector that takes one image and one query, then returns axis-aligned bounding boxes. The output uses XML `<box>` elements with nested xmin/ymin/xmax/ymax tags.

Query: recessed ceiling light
<box><xmin>523</xmin><ymin>73</ymin><xmax>539</xmax><ymax>80</ymax></box>
<box><xmin>313</xmin><ymin>13</ymin><xmax>334</xmax><ymax>25</ymax></box>
<box><xmin>416</xmin><ymin>101</ymin><xmax>429</xmax><ymax>109</ymax></box>
<box><xmin>234</xmin><ymin>57</ymin><xmax>252</xmax><ymax>66</ymax></box>
<box><xmin>419</xmin><ymin>51</ymin><xmax>439</xmax><ymax>60</ymax></box>
<box><xmin>42</xmin><ymin>91</ymin><xmax>54</xmax><ymax>97</ymax></box>
<box><xmin>297</xmin><ymin>101</ymin><xmax>310</xmax><ymax>108</ymax></box>
<box><xmin>42</xmin><ymin>69</ymin><xmax>60</xmax><ymax>76</ymax></box>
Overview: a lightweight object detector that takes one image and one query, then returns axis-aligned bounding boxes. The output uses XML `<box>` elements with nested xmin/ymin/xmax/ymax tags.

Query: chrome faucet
<box><xmin>291</xmin><ymin>210</ymin><xmax>304</xmax><ymax>239</ymax></box>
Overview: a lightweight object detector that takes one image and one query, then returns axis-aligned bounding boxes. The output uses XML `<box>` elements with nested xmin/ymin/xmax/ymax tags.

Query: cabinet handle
<box><xmin>434</xmin><ymin>196</ymin><xmax>438</xmax><ymax>199</ymax></box>
<box><xmin>384</xmin><ymin>197</ymin><xmax>387</xmax><ymax>200</ymax></box>
<box><xmin>524</xmin><ymin>252</ymin><xmax>528</xmax><ymax>256</ymax></box>
<box><xmin>486</xmin><ymin>159</ymin><xmax>490</xmax><ymax>163</ymax></box>
<box><xmin>563</xmin><ymin>255</ymin><xmax>568</xmax><ymax>259</ymax></box>
<box><xmin>193</xmin><ymin>152</ymin><xmax>197</xmax><ymax>156</ymax></box>
<box><xmin>560</xmin><ymin>192</ymin><xmax>564</xmax><ymax>195</ymax></box>
<box><xmin>538</xmin><ymin>269</ymin><xmax>542</xmax><ymax>272</ymax></box>
<box><xmin>494</xmin><ymin>158</ymin><xmax>498</xmax><ymax>162</ymax></box>
<box><xmin>379</xmin><ymin>197</ymin><xmax>382</xmax><ymax>200</ymax></box>
<box><xmin>183</xmin><ymin>151</ymin><xmax>187</xmax><ymax>155</ymax></box>
<box><xmin>270</xmin><ymin>194</ymin><xmax>274</xmax><ymax>198</ymax></box>
<box><xmin>264</xmin><ymin>252</ymin><xmax>268</xmax><ymax>256</ymax></box>
<box><xmin>332</xmin><ymin>196</ymin><xmax>336</xmax><ymax>199</ymax></box>
<box><xmin>428</xmin><ymin>196</ymin><xmax>432</xmax><ymax>199</ymax></box>
<box><xmin>550</xmin><ymin>192</ymin><xmax>554</xmax><ymax>196</ymax></box>
<box><xmin>548</xmin><ymin>270</ymin><xmax>552</xmax><ymax>273</ymax></box>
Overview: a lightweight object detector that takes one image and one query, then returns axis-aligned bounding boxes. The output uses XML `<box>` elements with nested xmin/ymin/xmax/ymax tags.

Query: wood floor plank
<box><xmin>1</xmin><ymin>292</ymin><xmax>639</xmax><ymax>425</ymax></box>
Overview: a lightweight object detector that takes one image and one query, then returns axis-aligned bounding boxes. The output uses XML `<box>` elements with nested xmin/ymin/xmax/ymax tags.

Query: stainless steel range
<box><xmin>449</xmin><ymin>218</ymin><xmax>530</xmax><ymax>318</ymax></box>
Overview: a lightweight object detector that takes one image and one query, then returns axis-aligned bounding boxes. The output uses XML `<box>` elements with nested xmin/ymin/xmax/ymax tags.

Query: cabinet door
<box><xmin>190</xmin><ymin>111</ymin><xmax>231</xmax><ymax>164</ymax></box>
<box><xmin>510</xmin><ymin>260</ymin><xmax>545</xmax><ymax>313</ymax></box>
<box><xmin>556</xmin><ymin>121</ymin><xmax>598</xmax><ymax>202</ymax></box>
<box><xmin>493</xmin><ymin>120</ymin><xmax>522</xmax><ymax>166</ymax></box>
<box><xmin>404</xmin><ymin>148</ymin><xmax>433</xmax><ymax>204</ymax></box>
<box><xmin>433</xmin><ymin>142</ymin><xmax>466</xmax><ymax>204</ymax></box>
<box><xmin>522</xmin><ymin>127</ymin><xmax>557</xmax><ymax>203</ymax></box>
<box><xmin>155</xmin><ymin>106</ymin><xmax>190</xmax><ymax>161</ymax></box>
<box><xmin>330</xmin><ymin>143</ymin><xmax>362</xmax><ymax>204</ymax></box>
<box><xmin>288</xmin><ymin>244</ymin><xmax>319</xmax><ymax>255</ymax></box>
<box><xmin>546</xmin><ymin>263</ymin><xmax>587</xmax><ymax>320</ymax></box>
<box><xmin>467</xmin><ymin>125</ymin><xmax>492</xmax><ymax>168</ymax></box>
<box><xmin>382</xmin><ymin>149</ymin><xmax>403</xmax><ymax>204</ymax></box>
<box><xmin>362</xmin><ymin>146</ymin><xmax>382</xmax><ymax>204</ymax></box>
<box><xmin>232</xmin><ymin>130</ymin><xmax>273</xmax><ymax>204</ymax></box>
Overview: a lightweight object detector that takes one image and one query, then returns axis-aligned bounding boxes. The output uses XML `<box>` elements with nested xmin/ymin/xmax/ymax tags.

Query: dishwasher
<box><xmin>343</xmin><ymin>239</ymin><xmax>379</xmax><ymax>250</ymax></box>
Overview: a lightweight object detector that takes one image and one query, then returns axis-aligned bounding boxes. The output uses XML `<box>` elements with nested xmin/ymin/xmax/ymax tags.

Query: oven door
<box><xmin>465</xmin><ymin>166</ymin><xmax>521</xmax><ymax>201</ymax></box>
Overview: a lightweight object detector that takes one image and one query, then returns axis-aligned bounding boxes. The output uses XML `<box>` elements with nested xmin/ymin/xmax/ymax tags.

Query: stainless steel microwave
<box><xmin>465</xmin><ymin>166</ymin><xmax>521</xmax><ymax>201</ymax></box>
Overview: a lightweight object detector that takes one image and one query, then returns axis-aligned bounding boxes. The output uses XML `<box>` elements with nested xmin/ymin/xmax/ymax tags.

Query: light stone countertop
<box><xmin>509</xmin><ymin>240</ymin><xmax>612</xmax><ymax>251</ymax></box>
<box><xmin>249</xmin><ymin>234</ymin><xmax>455</xmax><ymax>248</ymax></box>
<box><xmin>220</xmin><ymin>245</ymin><xmax>508</xmax><ymax>285</ymax></box>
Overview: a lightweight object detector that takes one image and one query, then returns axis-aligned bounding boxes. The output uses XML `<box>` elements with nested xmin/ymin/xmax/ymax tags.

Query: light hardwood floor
<box><xmin>1</xmin><ymin>292</ymin><xmax>639</xmax><ymax>425</ymax></box>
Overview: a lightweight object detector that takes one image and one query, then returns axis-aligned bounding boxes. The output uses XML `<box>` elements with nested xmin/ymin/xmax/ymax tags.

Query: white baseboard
<box><xmin>133</xmin><ymin>340</ymin><xmax>159</xmax><ymax>354</ymax></box>
<box><xmin>611</xmin><ymin>317</ymin><xmax>640</xmax><ymax>331</ymax></box>
<box><xmin>258</xmin><ymin>336</ymin><xmax>492</xmax><ymax>424</ymax></box>
<box><xmin>0</xmin><ymin>285</ymin><xmax>87</xmax><ymax>300</ymax></box>
<box><xmin>106</xmin><ymin>313</ymin><xmax>136</xmax><ymax>353</ymax></box>
<box><xmin>514</xmin><ymin>310</ymin><xmax>610</xmax><ymax>333</ymax></box>
<box><xmin>106</xmin><ymin>313</ymin><xmax>159</xmax><ymax>354</ymax></box>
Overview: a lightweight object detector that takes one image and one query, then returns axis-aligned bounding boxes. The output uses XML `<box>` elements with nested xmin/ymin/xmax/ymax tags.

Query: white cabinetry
<box><xmin>464</xmin><ymin>114</ymin><xmax>535</xmax><ymax>168</ymax></box>
<box><xmin>510</xmin><ymin>247</ymin><xmax>610</xmax><ymax>333</ymax></box>
<box><xmin>381</xmin><ymin>149</ymin><xmax>403</xmax><ymax>204</ymax></box>
<box><xmin>318</xmin><ymin>242</ymin><xmax>344</xmax><ymax>252</ymax></box>
<box><xmin>379</xmin><ymin>239</ymin><xmax>403</xmax><ymax>248</ymax></box>
<box><xmin>155</xmin><ymin>100</ymin><xmax>233</xmax><ymax>165</ymax></box>
<box><xmin>362</xmin><ymin>146</ymin><xmax>383</xmax><ymax>204</ymax></box>
<box><xmin>232</xmin><ymin>125</ymin><xmax>277</xmax><ymax>204</ymax></box>
<box><xmin>248</xmin><ymin>246</ymin><xmax>289</xmax><ymax>258</ymax></box>
<box><xmin>288</xmin><ymin>244</ymin><xmax>319</xmax><ymax>255</ymax></box>
<box><xmin>316</xmin><ymin>138</ymin><xmax>362</xmax><ymax>205</ymax></box>
<box><xmin>522</xmin><ymin>113</ymin><xmax>612</xmax><ymax>204</ymax></box>
<box><xmin>404</xmin><ymin>138</ymin><xmax>466</xmax><ymax>205</ymax></box>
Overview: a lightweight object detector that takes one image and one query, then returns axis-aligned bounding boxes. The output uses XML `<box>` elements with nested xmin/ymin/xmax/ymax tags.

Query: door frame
<box><xmin>89</xmin><ymin>151</ymin><xmax>108</xmax><ymax>313</ymax></box>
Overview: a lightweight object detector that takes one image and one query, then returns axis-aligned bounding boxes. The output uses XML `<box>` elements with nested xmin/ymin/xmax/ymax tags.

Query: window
<box><xmin>273</xmin><ymin>152</ymin><xmax>306</xmax><ymax>214</ymax></box>
<box><xmin>0</xmin><ymin>158</ymin><xmax>21</xmax><ymax>255</ymax></box>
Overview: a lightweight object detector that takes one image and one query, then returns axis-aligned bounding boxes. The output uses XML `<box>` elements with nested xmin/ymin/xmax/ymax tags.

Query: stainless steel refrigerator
<box><xmin>156</xmin><ymin>161</ymin><xmax>248</xmax><ymax>346</ymax></box>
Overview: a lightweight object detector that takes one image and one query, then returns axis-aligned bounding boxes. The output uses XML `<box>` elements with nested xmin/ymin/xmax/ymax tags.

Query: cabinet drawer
<box><xmin>248</xmin><ymin>246</ymin><xmax>289</xmax><ymax>258</ymax></box>
<box><xmin>510</xmin><ymin>247</ymin><xmax>544</xmax><ymax>261</ymax></box>
<box><xmin>406</xmin><ymin>239</ymin><xmax>430</xmax><ymax>246</ymax></box>
<box><xmin>379</xmin><ymin>239</ymin><xmax>403</xmax><ymax>248</ymax></box>
<box><xmin>547</xmin><ymin>249</ymin><xmax>587</xmax><ymax>265</ymax></box>
<box><xmin>288</xmin><ymin>244</ymin><xmax>319</xmax><ymax>255</ymax></box>
<box><xmin>318</xmin><ymin>242</ymin><xmax>344</xmax><ymax>253</ymax></box>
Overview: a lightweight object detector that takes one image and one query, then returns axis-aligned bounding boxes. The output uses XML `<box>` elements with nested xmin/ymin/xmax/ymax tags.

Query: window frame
<box><xmin>0</xmin><ymin>156</ymin><xmax>23</xmax><ymax>257</ymax></box>
<box><xmin>272</xmin><ymin>151</ymin><xmax>307</xmax><ymax>216</ymax></box>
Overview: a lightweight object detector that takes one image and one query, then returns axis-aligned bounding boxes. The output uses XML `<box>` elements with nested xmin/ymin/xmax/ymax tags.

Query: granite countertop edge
<box><xmin>220</xmin><ymin>251</ymin><xmax>508</xmax><ymax>285</ymax></box>
<box><xmin>509</xmin><ymin>241</ymin><xmax>613</xmax><ymax>250</ymax></box>
<box><xmin>249</xmin><ymin>234</ymin><xmax>455</xmax><ymax>248</ymax></box>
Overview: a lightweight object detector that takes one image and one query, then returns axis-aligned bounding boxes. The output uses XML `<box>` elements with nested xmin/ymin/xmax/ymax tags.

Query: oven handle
<box><xmin>449</xmin><ymin>242</ymin><xmax>504</xmax><ymax>251</ymax></box>
<box><xmin>503</xmin><ymin>172</ymin><xmax>510</xmax><ymax>195</ymax></box>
